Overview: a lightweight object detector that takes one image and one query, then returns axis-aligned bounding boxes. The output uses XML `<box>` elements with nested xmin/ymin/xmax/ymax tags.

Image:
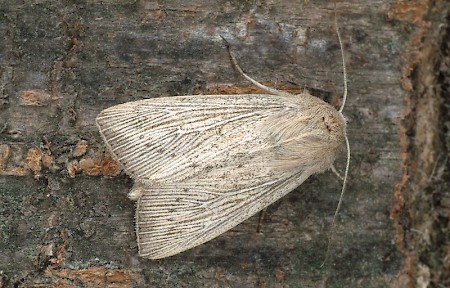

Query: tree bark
<box><xmin>0</xmin><ymin>0</ymin><xmax>447</xmax><ymax>287</ymax></box>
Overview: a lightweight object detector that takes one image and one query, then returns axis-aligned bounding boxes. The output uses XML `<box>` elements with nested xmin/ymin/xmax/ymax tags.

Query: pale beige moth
<box><xmin>96</xmin><ymin>15</ymin><xmax>349</xmax><ymax>260</ymax></box>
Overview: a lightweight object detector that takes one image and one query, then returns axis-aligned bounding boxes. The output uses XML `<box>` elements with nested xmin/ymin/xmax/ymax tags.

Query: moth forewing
<box><xmin>96</xmin><ymin>91</ymin><xmax>346</xmax><ymax>259</ymax></box>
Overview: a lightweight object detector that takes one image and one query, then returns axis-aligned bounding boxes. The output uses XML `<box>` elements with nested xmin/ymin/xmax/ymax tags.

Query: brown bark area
<box><xmin>390</xmin><ymin>0</ymin><xmax>450</xmax><ymax>287</ymax></box>
<box><xmin>0</xmin><ymin>0</ymin><xmax>446</xmax><ymax>287</ymax></box>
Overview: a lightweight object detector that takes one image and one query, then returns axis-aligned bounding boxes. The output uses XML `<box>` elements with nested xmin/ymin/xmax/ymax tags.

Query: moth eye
<box><xmin>322</xmin><ymin>115</ymin><xmax>333</xmax><ymax>133</ymax></box>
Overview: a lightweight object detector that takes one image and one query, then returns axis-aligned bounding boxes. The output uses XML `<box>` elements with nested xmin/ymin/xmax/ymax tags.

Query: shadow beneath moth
<box><xmin>96</xmin><ymin>21</ymin><xmax>349</xmax><ymax>260</ymax></box>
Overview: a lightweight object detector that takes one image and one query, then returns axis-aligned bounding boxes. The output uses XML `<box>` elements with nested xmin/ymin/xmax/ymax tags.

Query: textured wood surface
<box><xmin>0</xmin><ymin>0</ymin><xmax>447</xmax><ymax>287</ymax></box>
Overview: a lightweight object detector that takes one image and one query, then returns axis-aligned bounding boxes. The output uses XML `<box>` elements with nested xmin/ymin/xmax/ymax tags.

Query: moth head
<box><xmin>321</xmin><ymin>108</ymin><xmax>346</xmax><ymax>143</ymax></box>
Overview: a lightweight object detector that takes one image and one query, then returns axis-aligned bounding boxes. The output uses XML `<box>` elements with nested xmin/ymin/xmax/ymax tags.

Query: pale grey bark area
<box><xmin>1</xmin><ymin>0</ymin><xmax>445</xmax><ymax>287</ymax></box>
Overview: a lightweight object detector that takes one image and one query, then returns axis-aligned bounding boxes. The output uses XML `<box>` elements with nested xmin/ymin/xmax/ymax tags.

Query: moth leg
<box><xmin>331</xmin><ymin>164</ymin><xmax>344</xmax><ymax>181</ymax></box>
<box><xmin>220</xmin><ymin>36</ymin><xmax>292</xmax><ymax>97</ymax></box>
<box><xmin>256</xmin><ymin>208</ymin><xmax>266</xmax><ymax>233</ymax></box>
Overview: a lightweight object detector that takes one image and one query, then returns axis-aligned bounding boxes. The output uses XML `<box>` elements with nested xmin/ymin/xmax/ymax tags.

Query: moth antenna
<box><xmin>335</xmin><ymin>2</ymin><xmax>348</xmax><ymax>113</ymax></box>
<box><xmin>321</xmin><ymin>135</ymin><xmax>350</xmax><ymax>267</ymax></box>
<box><xmin>220</xmin><ymin>35</ymin><xmax>291</xmax><ymax>97</ymax></box>
<box><xmin>321</xmin><ymin>1</ymin><xmax>351</xmax><ymax>268</ymax></box>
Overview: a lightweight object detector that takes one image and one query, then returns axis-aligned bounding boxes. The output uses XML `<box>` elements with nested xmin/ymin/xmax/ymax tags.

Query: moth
<box><xmin>96</xmin><ymin>16</ymin><xmax>349</xmax><ymax>260</ymax></box>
